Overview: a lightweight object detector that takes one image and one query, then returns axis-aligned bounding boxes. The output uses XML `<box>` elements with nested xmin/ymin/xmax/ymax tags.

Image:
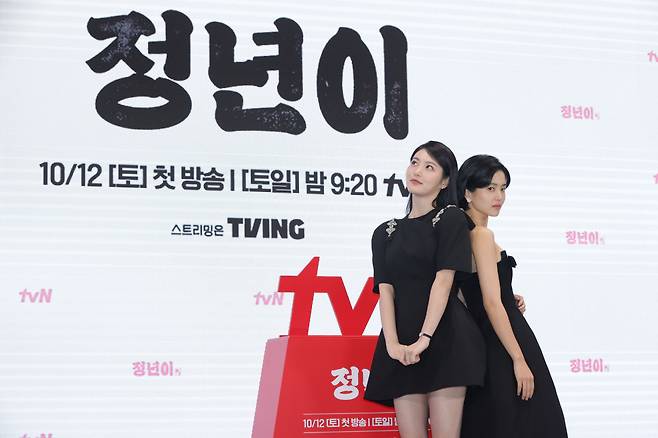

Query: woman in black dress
<box><xmin>456</xmin><ymin>155</ymin><xmax>568</xmax><ymax>438</ymax></box>
<box><xmin>364</xmin><ymin>141</ymin><xmax>486</xmax><ymax>438</ymax></box>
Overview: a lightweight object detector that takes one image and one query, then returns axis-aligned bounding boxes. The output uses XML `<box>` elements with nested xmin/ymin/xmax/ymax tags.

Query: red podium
<box><xmin>251</xmin><ymin>335</ymin><xmax>399</xmax><ymax>437</ymax></box>
<box><xmin>252</xmin><ymin>257</ymin><xmax>401</xmax><ymax>436</ymax></box>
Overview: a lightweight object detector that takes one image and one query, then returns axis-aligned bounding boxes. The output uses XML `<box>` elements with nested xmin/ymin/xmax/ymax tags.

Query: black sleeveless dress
<box><xmin>364</xmin><ymin>206</ymin><xmax>485</xmax><ymax>407</ymax></box>
<box><xmin>458</xmin><ymin>251</ymin><xmax>568</xmax><ymax>437</ymax></box>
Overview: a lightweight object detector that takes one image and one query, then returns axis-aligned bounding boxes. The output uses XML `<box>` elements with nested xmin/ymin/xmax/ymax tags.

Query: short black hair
<box><xmin>457</xmin><ymin>155</ymin><xmax>511</xmax><ymax>210</ymax></box>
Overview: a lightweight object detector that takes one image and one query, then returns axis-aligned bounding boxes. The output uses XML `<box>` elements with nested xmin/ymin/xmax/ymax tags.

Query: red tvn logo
<box><xmin>277</xmin><ymin>257</ymin><xmax>378</xmax><ymax>335</ymax></box>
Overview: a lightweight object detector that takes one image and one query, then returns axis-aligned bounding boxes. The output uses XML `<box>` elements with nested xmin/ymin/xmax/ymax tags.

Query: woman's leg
<box><xmin>393</xmin><ymin>393</ymin><xmax>429</xmax><ymax>438</ymax></box>
<box><xmin>427</xmin><ymin>386</ymin><xmax>466</xmax><ymax>438</ymax></box>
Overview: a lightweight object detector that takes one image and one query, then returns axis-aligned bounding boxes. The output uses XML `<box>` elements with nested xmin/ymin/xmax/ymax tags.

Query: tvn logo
<box><xmin>19</xmin><ymin>288</ymin><xmax>52</xmax><ymax>304</ymax></box>
<box><xmin>254</xmin><ymin>291</ymin><xmax>285</xmax><ymax>305</ymax></box>
<box><xmin>278</xmin><ymin>257</ymin><xmax>377</xmax><ymax>336</ymax></box>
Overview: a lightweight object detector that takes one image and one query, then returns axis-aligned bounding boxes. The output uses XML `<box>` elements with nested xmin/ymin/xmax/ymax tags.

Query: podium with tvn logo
<box><xmin>251</xmin><ymin>257</ymin><xmax>404</xmax><ymax>437</ymax></box>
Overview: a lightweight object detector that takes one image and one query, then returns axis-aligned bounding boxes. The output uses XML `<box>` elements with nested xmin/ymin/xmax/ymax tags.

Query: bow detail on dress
<box><xmin>507</xmin><ymin>255</ymin><xmax>517</xmax><ymax>268</ymax></box>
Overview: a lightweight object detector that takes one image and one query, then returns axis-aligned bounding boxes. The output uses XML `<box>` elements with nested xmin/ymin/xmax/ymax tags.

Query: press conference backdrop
<box><xmin>1</xmin><ymin>0</ymin><xmax>657</xmax><ymax>436</ymax></box>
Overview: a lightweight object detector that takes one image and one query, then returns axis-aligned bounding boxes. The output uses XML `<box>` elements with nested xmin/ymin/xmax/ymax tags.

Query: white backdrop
<box><xmin>1</xmin><ymin>0</ymin><xmax>658</xmax><ymax>436</ymax></box>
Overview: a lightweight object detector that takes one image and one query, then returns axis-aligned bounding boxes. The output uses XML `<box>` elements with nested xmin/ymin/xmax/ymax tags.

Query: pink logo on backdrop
<box><xmin>20</xmin><ymin>434</ymin><xmax>52</xmax><ymax>438</ymax></box>
<box><xmin>570</xmin><ymin>358</ymin><xmax>609</xmax><ymax>373</ymax></box>
<box><xmin>561</xmin><ymin>105</ymin><xmax>599</xmax><ymax>120</ymax></box>
<box><xmin>254</xmin><ymin>291</ymin><xmax>285</xmax><ymax>305</ymax></box>
<box><xmin>18</xmin><ymin>288</ymin><xmax>52</xmax><ymax>303</ymax></box>
<box><xmin>648</xmin><ymin>51</ymin><xmax>658</xmax><ymax>62</ymax></box>
<box><xmin>653</xmin><ymin>173</ymin><xmax>658</xmax><ymax>184</ymax></box>
<box><xmin>565</xmin><ymin>231</ymin><xmax>605</xmax><ymax>245</ymax></box>
<box><xmin>132</xmin><ymin>361</ymin><xmax>182</xmax><ymax>377</ymax></box>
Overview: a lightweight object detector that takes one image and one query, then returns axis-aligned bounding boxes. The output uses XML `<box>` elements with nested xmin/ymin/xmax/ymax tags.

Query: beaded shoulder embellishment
<box><xmin>385</xmin><ymin>218</ymin><xmax>397</xmax><ymax>238</ymax></box>
<box><xmin>431</xmin><ymin>204</ymin><xmax>457</xmax><ymax>227</ymax></box>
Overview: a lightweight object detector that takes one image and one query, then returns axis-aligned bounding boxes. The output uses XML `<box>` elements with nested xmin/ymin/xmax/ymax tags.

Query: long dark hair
<box><xmin>406</xmin><ymin>141</ymin><xmax>460</xmax><ymax>214</ymax></box>
<box><xmin>457</xmin><ymin>154</ymin><xmax>511</xmax><ymax>210</ymax></box>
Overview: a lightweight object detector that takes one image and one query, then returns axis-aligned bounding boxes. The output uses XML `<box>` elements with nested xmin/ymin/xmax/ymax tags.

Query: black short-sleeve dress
<box><xmin>364</xmin><ymin>205</ymin><xmax>486</xmax><ymax>407</ymax></box>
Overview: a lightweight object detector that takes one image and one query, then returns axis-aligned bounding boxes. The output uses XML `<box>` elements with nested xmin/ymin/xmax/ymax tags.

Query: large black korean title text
<box><xmin>86</xmin><ymin>11</ymin><xmax>408</xmax><ymax>138</ymax></box>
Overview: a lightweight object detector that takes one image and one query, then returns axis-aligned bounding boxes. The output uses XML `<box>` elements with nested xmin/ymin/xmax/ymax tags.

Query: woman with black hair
<box><xmin>364</xmin><ymin>141</ymin><xmax>486</xmax><ymax>438</ymax></box>
<box><xmin>456</xmin><ymin>155</ymin><xmax>568</xmax><ymax>438</ymax></box>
